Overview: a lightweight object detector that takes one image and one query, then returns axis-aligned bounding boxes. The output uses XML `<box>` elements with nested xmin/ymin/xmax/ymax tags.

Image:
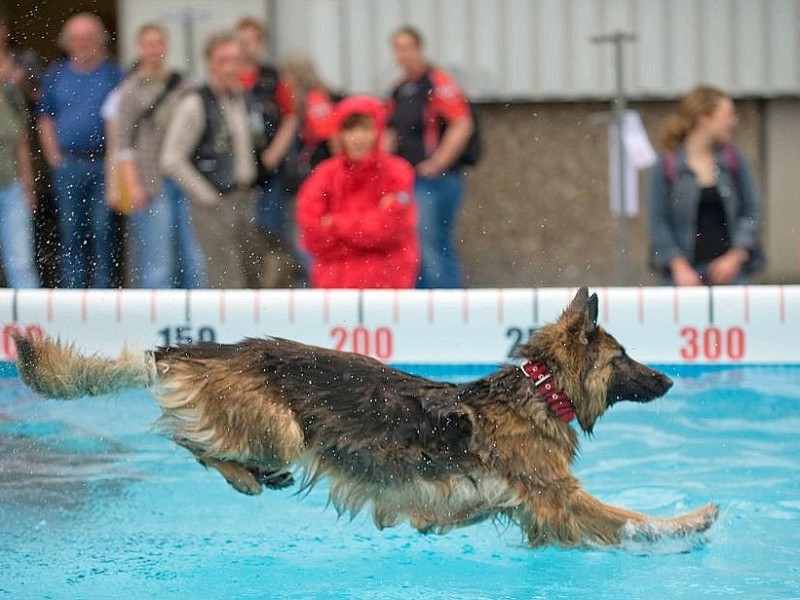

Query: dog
<box><xmin>13</xmin><ymin>287</ymin><xmax>718</xmax><ymax>548</ymax></box>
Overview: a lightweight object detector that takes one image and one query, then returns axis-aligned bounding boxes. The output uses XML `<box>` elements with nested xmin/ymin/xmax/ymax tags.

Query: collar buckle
<box><xmin>533</xmin><ymin>372</ymin><xmax>551</xmax><ymax>387</ymax></box>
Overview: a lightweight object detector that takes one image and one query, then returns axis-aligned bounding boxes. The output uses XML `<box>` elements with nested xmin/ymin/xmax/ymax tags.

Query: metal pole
<box><xmin>183</xmin><ymin>12</ymin><xmax>196</xmax><ymax>77</ymax></box>
<box><xmin>591</xmin><ymin>31</ymin><xmax>636</xmax><ymax>285</ymax></box>
<box><xmin>162</xmin><ymin>8</ymin><xmax>207</xmax><ymax>78</ymax></box>
<box><xmin>613</xmin><ymin>32</ymin><xmax>628</xmax><ymax>284</ymax></box>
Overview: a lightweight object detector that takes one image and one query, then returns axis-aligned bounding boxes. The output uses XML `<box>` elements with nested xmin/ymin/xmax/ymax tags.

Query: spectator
<box><xmin>160</xmin><ymin>30</ymin><xmax>259</xmax><ymax>289</ymax></box>
<box><xmin>296</xmin><ymin>95</ymin><xmax>419</xmax><ymax>289</ymax></box>
<box><xmin>114</xmin><ymin>23</ymin><xmax>204</xmax><ymax>288</ymax></box>
<box><xmin>0</xmin><ymin>21</ymin><xmax>39</xmax><ymax>288</ymax></box>
<box><xmin>7</xmin><ymin>38</ymin><xmax>59</xmax><ymax>288</ymax></box>
<box><xmin>648</xmin><ymin>85</ymin><xmax>763</xmax><ymax>286</ymax></box>
<box><xmin>386</xmin><ymin>25</ymin><xmax>474</xmax><ymax>289</ymax></box>
<box><xmin>280</xmin><ymin>51</ymin><xmax>337</xmax><ymax>194</ymax></box>
<box><xmin>236</xmin><ymin>18</ymin><xmax>298</xmax><ymax>248</ymax></box>
<box><xmin>37</xmin><ymin>12</ymin><xmax>123</xmax><ymax>288</ymax></box>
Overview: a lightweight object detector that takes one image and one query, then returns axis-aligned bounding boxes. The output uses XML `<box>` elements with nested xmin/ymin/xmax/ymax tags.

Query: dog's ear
<box><xmin>587</xmin><ymin>292</ymin><xmax>599</xmax><ymax>334</ymax></box>
<box><xmin>563</xmin><ymin>286</ymin><xmax>598</xmax><ymax>341</ymax></box>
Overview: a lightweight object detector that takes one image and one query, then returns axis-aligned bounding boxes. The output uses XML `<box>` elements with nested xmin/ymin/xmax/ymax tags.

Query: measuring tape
<box><xmin>1</xmin><ymin>286</ymin><xmax>797</xmax><ymax>365</ymax></box>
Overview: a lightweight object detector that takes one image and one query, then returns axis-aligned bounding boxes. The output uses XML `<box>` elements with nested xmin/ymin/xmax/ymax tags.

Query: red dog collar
<box><xmin>519</xmin><ymin>361</ymin><xmax>576</xmax><ymax>423</ymax></box>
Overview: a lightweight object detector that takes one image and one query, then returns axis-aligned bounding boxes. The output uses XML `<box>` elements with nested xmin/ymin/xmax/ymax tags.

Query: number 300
<box><xmin>679</xmin><ymin>326</ymin><xmax>745</xmax><ymax>361</ymax></box>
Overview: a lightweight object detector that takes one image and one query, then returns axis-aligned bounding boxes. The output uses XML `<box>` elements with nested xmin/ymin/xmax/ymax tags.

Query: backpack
<box><xmin>663</xmin><ymin>145</ymin><xmax>738</xmax><ymax>187</ymax></box>
<box><xmin>661</xmin><ymin>145</ymin><xmax>764</xmax><ymax>274</ymax></box>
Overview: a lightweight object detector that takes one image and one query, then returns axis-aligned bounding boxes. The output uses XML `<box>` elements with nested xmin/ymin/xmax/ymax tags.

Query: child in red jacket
<box><xmin>296</xmin><ymin>95</ymin><xmax>419</xmax><ymax>288</ymax></box>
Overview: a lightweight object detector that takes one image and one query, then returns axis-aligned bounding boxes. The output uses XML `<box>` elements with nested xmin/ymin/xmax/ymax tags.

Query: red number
<box><xmin>679</xmin><ymin>326</ymin><xmax>699</xmax><ymax>360</ymax></box>
<box><xmin>329</xmin><ymin>326</ymin><xmax>394</xmax><ymax>360</ymax></box>
<box><xmin>703</xmin><ymin>327</ymin><xmax>722</xmax><ymax>360</ymax></box>
<box><xmin>727</xmin><ymin>327</ymin><xmax>745</xmax><ymax>360</ymax></box>
<box><xmin>374</xmin><ymin>327</ymin><xmax>393</xmax><ymax>360</ymax></box>
<box><xmin>331</xmin><ymin>326</ymin><xmax>347</xmax><ymax>351</ymax></box>
<box><xmin>3</xmin><ymin>324</ymin><xmax>45</xmax><ymax>359</ymax></box>
<box><xmin>679</xmin><ymin>326</ymin><xmax>746</xmax><ymax>361</ymax></box>
<box><xmin>352</xmin><ymin>326</ymin><xmax>370</xmax><ymax>355</ymax></box>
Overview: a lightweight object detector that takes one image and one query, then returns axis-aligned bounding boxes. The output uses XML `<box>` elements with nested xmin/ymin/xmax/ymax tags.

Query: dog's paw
<box><xmin>256</xmin><ymin>469</ymin><xmax>295</xmax><ymax>490</ymax></box>
<box><xmin>690</xmin><ymin>502</ymin><xmax>719</xmax><ymax>532</ymax></box>
<box><xmin>200</xmin><ymin>458</ymin><xmax>264</xmax><ymax>495</ymax></box>
<box><xmin>225</xmin><ymin>472</ymin><xmax>263</xmax><ymax>496</ymax></box>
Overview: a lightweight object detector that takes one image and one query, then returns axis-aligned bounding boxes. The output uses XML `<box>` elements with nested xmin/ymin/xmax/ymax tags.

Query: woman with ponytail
<box><xmin>648</xmin><ymin>85</ymin><xmax>763</xmax><ymax>285</ymax></box>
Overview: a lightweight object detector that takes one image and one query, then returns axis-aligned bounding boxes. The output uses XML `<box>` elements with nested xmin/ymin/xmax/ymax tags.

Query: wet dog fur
<box><xmin>13</xmin><ymin>287</ymin><xmax>718</xmax><ymax>548</ymax></box>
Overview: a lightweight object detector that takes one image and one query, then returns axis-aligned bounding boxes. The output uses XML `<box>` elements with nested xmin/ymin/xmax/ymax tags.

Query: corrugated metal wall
<box><xmin>271</xmin><ymin>0</ymin><xmax>800</xmax><ymax>100</ymax></box>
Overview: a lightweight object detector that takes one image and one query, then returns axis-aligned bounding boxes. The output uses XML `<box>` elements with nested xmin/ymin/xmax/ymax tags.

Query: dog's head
<box><xmin>518</xmin><ymin>286</ymin><xmax>672</xmax><ymax>434</ymax></box>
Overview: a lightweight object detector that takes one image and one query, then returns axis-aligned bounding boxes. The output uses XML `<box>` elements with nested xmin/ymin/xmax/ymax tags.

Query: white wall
<box><xmin>117</xmin><ymin>0</ymin><xmax>268</xmax><ymax>77</ymax></box>
<box><xmin>117</xmin><ymin>0</ymin><xmax>800</xmax><ymax>99</ymax></box>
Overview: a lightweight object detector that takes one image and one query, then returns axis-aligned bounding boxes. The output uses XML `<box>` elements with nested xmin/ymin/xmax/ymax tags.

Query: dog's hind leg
<box><xmin>520</xmin><ymin>489</ymin><xmax>719</xmax><ymax>548</ymax></box>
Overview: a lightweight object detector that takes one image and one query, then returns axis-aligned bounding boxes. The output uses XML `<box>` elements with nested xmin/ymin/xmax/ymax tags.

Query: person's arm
<box><xmin>296</xmin><ymin>163</ymin><xmax>344</xmax><ymax>257</ymax></box>
<box><xmin>382</xmin><ymin>127</ymin><xmax>398</xmax><ymax>155</ymax></box>
<box><xmin>37</xmin><ymin>115</ymin><xmax>62</xmax><ymax>168</ymax></box>
<box><xmin>37</xmin><ymin>66</ymin><xmax>63</xmax><ymax>168</ymax></box>
<box><xmin>160</xmin><ymin>94</ymin><xmax>219</xmax><ymax>206</ymax></box>
<box><xmin>416</xmin><ymin>114</ymin><xmax>473</xmax><ymax>176</ymax></box>
<box><xmin>115</xmin><ymin>84</ymin><xmax>147</xmax><ymax>210</ymax></box>
<box><xmin>728</xmin><ymin>148</ymin><xmax>761</xmax><ymax>252</ymax></box>
<box><xmin>416</xmin><ymin>71</ymin><xmax>474</xmax><ymax>177</ymax></box>
<box><xmin>329</xmin><ymin>160</ymin><xmax>417</xmax><ymax>251</ymax></box>
<box><xmin>103</xmin><ymin>115</ymin><xmax>121</xmax><ymax>209</ymax></box>
<box><xmin>262</xmin><ymin>114</ymin><xmax>299</xmax><ymax>172</ymax></box>
<box><xmin>15</xmin><ymin>131</ymin><xmax>36</xmax><ymax>209</ymax></box>
<box><xmin>647</xmin><ymin>156</ymin><xmax>701</xmax><ymax>285</ymax></box>
<box><xmin>261</xmin><ymin>78</ymin><xmax>300</xmax><ymax>171</ymax></box>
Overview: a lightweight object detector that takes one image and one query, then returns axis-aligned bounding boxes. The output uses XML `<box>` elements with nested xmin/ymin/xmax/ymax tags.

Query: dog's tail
<box><xmin>13</xmin><ymin>335</ymin><xmax>155</xmax><ymax>400</ymax></box>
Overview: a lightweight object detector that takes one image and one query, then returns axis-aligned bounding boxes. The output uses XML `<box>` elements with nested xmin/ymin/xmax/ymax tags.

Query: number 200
<box><xmin>679</xmin><ymin>326</ymin><xmax>745</xmax><ymax>361</ymax></box>
<box><xmin>331</xmin><ymin>326</ymin><xmax>393</xmax><ymax>360</ymax></box>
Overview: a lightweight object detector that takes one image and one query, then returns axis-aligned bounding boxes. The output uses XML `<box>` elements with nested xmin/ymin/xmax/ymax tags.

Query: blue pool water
<box><xmin>1</xmin><ymin>364</ymin><xmax>799</xmax><ymax>599</ymax></box>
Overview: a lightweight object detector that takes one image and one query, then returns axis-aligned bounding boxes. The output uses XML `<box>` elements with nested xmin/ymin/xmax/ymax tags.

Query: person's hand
<box><xmin>670</xmin><ymin>259</ymin><xmax>703</xmax><ymax>286</ymax></box>
<box><xmin>416</xmin><ymin>158</ymin><xmax>444</xmax><ymax>178</ymax></box>
<box><xmin>707</xmin><ymin>249</ymin><xmax>747</xmax><ymax>284</ymax></box>
<box><xmin>128</xmin><ymin>183</ymin><xmax>148</xmax><ymax>212</ymax></box>
<box><xmin>24</xmin><ymin>187</ymin><xmax>36</xmax><ymax>210</ymax></box>
<box><xmin>261</xmin><ymin>148</ymin><xmax>281</xmax><ymax>173</ymax></box>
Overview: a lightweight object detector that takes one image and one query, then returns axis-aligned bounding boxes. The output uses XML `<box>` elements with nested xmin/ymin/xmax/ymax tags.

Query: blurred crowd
<box><xmin>0</xmin><ymin>12</ymin><xmax>763</xmax><ymax>290</ymax></box>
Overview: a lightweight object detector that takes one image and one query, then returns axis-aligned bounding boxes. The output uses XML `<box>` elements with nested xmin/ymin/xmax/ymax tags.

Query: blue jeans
<box><xmin>415</xmin><ymin>172</ymin><xmax>464</xmax><ymax>288</ymax></box>
<box><xmin>128</xmin><ymin>179</ymin><xmax>206</xmax><ymax>288</ymax></box>
<box><xmin>52</xmin><ymin>158</ymin><xmax>116</xmax><ymax>288</ymax></box>
<box><xmin>256</xmin><ymin>178</ymin><xmax>288</xmax><ymax>240</ymax></box>
<box><xmin>0</xmin><ymin>181</ymin><xmax>40</xmax><ymax>288</ymax></box>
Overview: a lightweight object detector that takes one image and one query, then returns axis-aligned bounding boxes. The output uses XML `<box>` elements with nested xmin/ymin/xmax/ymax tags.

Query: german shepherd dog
<box><xmin>13</xmin><ymin>287</ymin><xmax>718</xmax><ymax>549</ymax></box>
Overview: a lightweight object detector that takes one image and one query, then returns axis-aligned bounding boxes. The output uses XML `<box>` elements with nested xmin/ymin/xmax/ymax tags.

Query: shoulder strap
<box><xmin>196</xmin><ymin>85</ymin><xmax>218</xmax><ymax>140</ymax></box>
<box><xmin>133</xmin><ymin>71</ymin><xmax>183</xmax><ymax>128</ymax></box>
<box><xmin>721</xmin><ymin>144</ymin><xmax>740</xmax><ymax>185</ymax></box>
<box><xmin>664</xmin><ymin>152</ymin><xmax>678</xmax><ymax>186</ymax></box>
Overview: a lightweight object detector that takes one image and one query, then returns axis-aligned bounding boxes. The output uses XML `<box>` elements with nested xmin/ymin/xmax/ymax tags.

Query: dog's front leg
<box><xmin>520</xmin><ymin>488</ymin><xmax>718</xmax><ymax>548</ymax></box>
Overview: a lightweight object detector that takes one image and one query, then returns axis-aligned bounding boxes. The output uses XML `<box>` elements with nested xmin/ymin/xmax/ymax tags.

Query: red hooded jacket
<box><xmin>296</xmin><ymin>95</ymin><xmax>419</xmax><ymax>289</ymax></box>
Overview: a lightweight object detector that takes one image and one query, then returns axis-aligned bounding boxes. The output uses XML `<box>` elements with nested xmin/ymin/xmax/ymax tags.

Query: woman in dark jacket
<box><xmin>648</xmin><ymin>85</ymin><xmax>762</xmax><ymax>285</ymax></box>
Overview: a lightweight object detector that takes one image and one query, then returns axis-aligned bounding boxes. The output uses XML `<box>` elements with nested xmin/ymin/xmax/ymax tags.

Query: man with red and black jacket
<box><xmin>296</xmin><ymin>95</ymin><xmax>419</xmax><ymax>289</ymax></box>
<box><xmin>386</xmin><ymin>25</ymin><xmax>474</xmax><ymax>289</ymax></box>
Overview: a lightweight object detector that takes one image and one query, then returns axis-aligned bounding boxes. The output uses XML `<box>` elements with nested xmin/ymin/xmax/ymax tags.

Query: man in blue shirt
<box><xmin>38</xmin><ymin>12</ymin><xmax>122</xmax><ymax>288</ymax></box>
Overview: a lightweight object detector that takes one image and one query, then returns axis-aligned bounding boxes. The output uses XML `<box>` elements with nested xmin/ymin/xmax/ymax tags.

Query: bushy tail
<box><xmin>13</xmin><ymin>335</ymin><xmax>155</xmax><ymax>399</ymax></box>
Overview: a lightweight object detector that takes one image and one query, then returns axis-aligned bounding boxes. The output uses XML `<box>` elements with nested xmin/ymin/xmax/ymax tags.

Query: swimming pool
<box><xmin>2</xmin><ymin>363</ymin><xmax>799</xmax><ymax>599</ymax></box>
